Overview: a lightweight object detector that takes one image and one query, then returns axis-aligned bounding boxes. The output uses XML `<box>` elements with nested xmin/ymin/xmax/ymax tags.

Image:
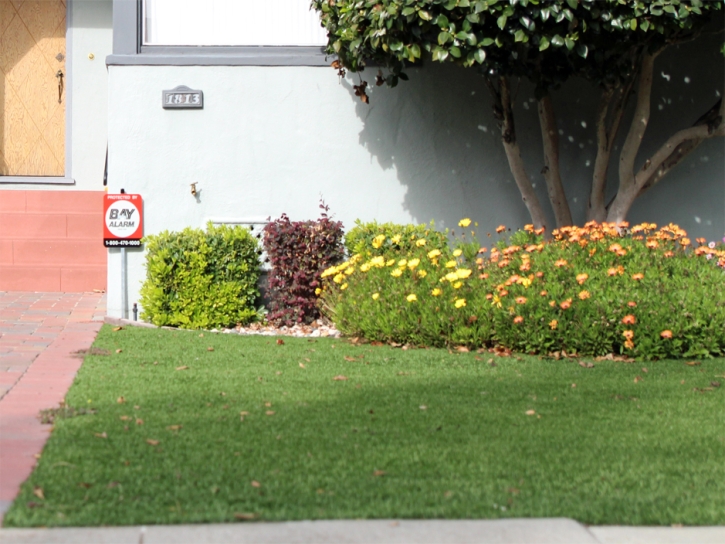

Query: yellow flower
<box><xmin>427</xmin><ymin>249</ymin><xmax>441</xmax><ymax>259</ymax></box>
<box><xmin>360</xmin><ymin>263</ymin><xmax>371</xmax><ymax>272</ymax></box>
<box><xmin>398</xmin><ymin>259</ymin><xmax>408</xmax><ymax>267</ymax></box>
<box><xmin>372</xmin><ymin>293</ymin><xmax>380</xmax><ymax>300</ymax></box>
<box><xmin>315</xmin><ymin>288</ymin><xmax>322</xmax><ymax>296</ymax></box>
<box><xmin>458</xmin><ymin>218</ymin><xmax>472</xmax><ymax>228</ymax></box>
<box><xmin>453</xmin><ymin>281</ymin><xmax>463</xmax><ymax>289</ymax></box>
<box><xmin>391</xmin><ymin>234</ymin><xmax>402</xmax><ymax>245</ymax></box>
<box><xmin>445</xmin><ymin>260</ymin><xmax>457</xmax><ymax>268</ymax></box>
<box><xmin>417</xmin><ymin>270</ymin><xmax>428</xmax><ymax>278</ymax></box>
<box><xmin>431</xmin><ymin>288</ymin><xmax>442</xmax><ymax>297</ymax></box>
<box><xmin>549</xmin><ymin>319</ymin><xmax>558</xmax><ymax>330</ymax></box>
<box><xmin>454</xmin><ymin>298</ymin><xmax>467</xmax><ymax>308</ymax></box>
<box><xmin>416</xmin><ymin>238</ymin><xmax>427</xmax><ymax>247</ymax></box>
<box><xmin>407</xmin><ymin>258</ymin><xmax>420</xmax><ymax>269</ymax></box>
<box><xmin>391</xmin><ymin>268</ymin><xmax>403</xmax><ymax>277</ymax></box>
<box><xmin>333</xmin><ymin>274</ymin><xmax>344</xmax><ymax>284</ymax></box>
<box><xmin>406</xmin><ymin>294</ymin><xmax>417</xmax><ymax>303</ymax></box>
<box><xmin>386</xmin><ymin>259</ymin><xmax>395</xmax><ymax>267</ymax></box>
<box><xmin>453</xmin><ymin>249</ymin><xmax>463</xmax><ymax>257</ymax></box>
<box><xmin>344</xmin><ymin>267</ymin><xmax>355</xmax><ymax>275</ymax></box>
<box><xmin>341</xmin><ymin>283</ymin><xmax>348</xmax><ymax>290</ymax></box>
<box><xmin>445</xmin><ymin>272</ymin><xmax>459</xmax><ymax>282</ymax></box>
<box><xmin>456</xmin><ymin>268</ymin><xmax>472</xmax><ymax>279</ymax></box>
<box><xmin>520</xmin><ymin>278</ymin><xmax>532</xmax><ymax>288</ymax></box>
<box><xmin>370</xmin><ymin>256</ymin><xmax>385</xmax><ymax>268</ymax></box>
<box><xmin>491</xmin><ymin>295</ymin><xmax>502</xmax><ymax>308</ymax></box>
<box><xmin>321</xmin><ymin>266</ymin><xmax>338</xmax><ymax>278</ymax></box>
<box><xmin>372</xmin><ymin>234</ymin><xmax>386</xmax><ymax>249</ymax></box>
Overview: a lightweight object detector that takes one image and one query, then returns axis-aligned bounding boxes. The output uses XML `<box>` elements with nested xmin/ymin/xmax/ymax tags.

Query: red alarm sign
<box><xmin>103</xmin><ymin>194</ymin><xmax>143</xmax><ymax>247</ymax></box>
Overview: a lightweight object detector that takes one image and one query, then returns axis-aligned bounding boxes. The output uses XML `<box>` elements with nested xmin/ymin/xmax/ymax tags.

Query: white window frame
<box><xmin>107</xmin><ymin>0</ymin><xmax>330</xmax><ymax>66</ymax></box>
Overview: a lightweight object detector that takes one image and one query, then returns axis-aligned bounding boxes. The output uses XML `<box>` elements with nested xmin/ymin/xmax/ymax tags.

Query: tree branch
<box><xmin>537</xmin><ymin>94</ymin><xmax>572</xmax><ymax>227</ymax></box>
<box><xmin>617</xmin><ymin>51</ymin><xmax>659</xmax><ymax>191</ymax></box>
<box><xmin>490</xmin><ymin>76</ymin><xmax>549</xmax><ymax>231</ymax></box>
<box><xmin>588</xmin><ymin>88</ymin><xmax>614</xmax><ymax>222</ymax></box>
<box><xmin>634</xmin><ymin>97</ymin><xmax>724</xmax><ymax>195</ymax></box>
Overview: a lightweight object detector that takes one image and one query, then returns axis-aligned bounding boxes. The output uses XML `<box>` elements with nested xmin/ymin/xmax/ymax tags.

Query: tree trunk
<box><xmin>537</xmin><ymin>94</ymin><xmax>572</xmax><ymax>228</ymax></box>
<box><xmin>490</xmin><ymin>76</ymin><xmax>549</xmax><ymax>231</ymax></box>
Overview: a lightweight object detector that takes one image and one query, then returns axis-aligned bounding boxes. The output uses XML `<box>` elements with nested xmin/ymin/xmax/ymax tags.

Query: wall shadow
<box><xmin>342</xmin><ymin>28</ymin><xmax>724</xmax><ymax>239</ymax></box>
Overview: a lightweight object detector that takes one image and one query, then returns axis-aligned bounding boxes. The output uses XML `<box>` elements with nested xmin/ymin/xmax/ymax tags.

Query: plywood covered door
<box><xmin>0</xmin><ymin>0</ymin><xmax>66</xmax><ymax>176</ymax></box>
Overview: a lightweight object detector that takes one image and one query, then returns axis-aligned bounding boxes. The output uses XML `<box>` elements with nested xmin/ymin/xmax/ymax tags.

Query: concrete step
<box><xmin>0</xmin><ymin>265</ymin><xmax>106</xmax><ymax>292</ymax></box>
<box><xmin>0</xmin><ymin>190</ymin><xmax>103</xmax><ymax>214</ymax></box>
<box><xmin>0</xmin><ymin>212</ymin><xmax>102</xmax><ymax>240</ymax></box>
<box><xmin>0</xmin><ymin>238</ymin><xmax>106</xmax><ymax>266</ymax></box>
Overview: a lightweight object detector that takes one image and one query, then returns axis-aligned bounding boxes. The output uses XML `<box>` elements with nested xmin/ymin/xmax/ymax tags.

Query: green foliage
<box><xmin>344</xmin><ymin>219</ymin><xmax>450</xmax><ymax>259</ymax></box>
<box><xmin>322</xmin><ymin>221</ymin><xmax>725</xmax><ymax>360</ymax></box>
<box><xmin>312</xmin><ymin>0</ymin><xmax>720</xmax><ymax>90</ymax></box>
<box><xmin>139</xmin><ymin>223</ymin><xmax>261</xmax><ymax>329</ymax></box>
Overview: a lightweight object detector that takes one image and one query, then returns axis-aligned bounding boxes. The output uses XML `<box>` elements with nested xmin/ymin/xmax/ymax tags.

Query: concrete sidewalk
<box><xmin>1</xmin><ymin>519</ymin><xmax>724</xmax><ymax>544</ymax></box>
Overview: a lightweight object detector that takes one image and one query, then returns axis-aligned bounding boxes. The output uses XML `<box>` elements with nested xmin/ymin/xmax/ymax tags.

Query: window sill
<box><xmin>107</xmin><ymin>47</ymin><xmax>332</xmax><ymax>67</ymax></box>
<box><xmin>0</xmin><ymin>177</ymin><xmax>75</xmax><ymax>185</ymax></box>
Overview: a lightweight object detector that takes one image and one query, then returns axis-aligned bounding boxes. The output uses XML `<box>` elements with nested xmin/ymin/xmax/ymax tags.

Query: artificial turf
<box><xmin>4</xmin><ymin>325</ymin><xmax>724</xmax><ymax>527</ymax></box>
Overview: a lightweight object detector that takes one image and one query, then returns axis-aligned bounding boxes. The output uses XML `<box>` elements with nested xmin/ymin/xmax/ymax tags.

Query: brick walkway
<box><xmin>0</xmin><ymin>292</ymin><xmax>106</xmax><ymax>517</ymax></box>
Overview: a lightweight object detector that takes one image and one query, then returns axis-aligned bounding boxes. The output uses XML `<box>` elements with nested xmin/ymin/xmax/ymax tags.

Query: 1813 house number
<box><xmin>162</xmin><ymin>85</ymin><xmax>203</xmax><ymax>109</ymax></box>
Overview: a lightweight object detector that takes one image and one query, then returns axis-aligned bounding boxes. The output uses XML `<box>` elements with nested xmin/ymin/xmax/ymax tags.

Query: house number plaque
<box><xmin>162</xmin><ymin>85</ymin><xmax>203</xmax><ymax>109</ymax></box>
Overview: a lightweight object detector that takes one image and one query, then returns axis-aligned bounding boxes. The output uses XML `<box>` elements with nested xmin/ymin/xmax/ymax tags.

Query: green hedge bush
<box><xmin>322</xmin><ymin>221</ymin><xmax>725</xmax><ymax>360</ymax></box>
<box><xmin>140</xmin><ymin>223</ymin><xmax>261</xmax><ymax>329</ymax></box>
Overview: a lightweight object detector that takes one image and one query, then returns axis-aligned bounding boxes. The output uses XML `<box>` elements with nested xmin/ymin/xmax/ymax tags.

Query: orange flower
<box><xmin>513</xmin><ymin>316</ymin><xmax>524</xmax><ymax>324</ymax></box>
<box><xmin>695</xmin><ymin>237</ymin><xmax>706</xmax><ymax>246</ymax></box>
<box><xmin>622</xmin><ymin>330</ymin><xmax>634</xmax><ymax>340</ymax></box>
<box><xmin>646</xmin><ymin>240</ymin><xmax>658</xmax><ymax>249</ymax></box>
<box><xmin>524</xmin><ymin>224</ymin><xmax>534</xmax><ymax>233</ymax></box>
<box><xmin>663</xmin><ymin>251</ymin><xmax>674</xmax><ymax>258</ymax></box>
<box><xmin>624</xmin><ymin>339</ymin><xmax>635</xmax><ymax>350</ymax></box>
<box><xmin>535</xmin><ymin>271</ymin><xmax>544</xmax><ymax>278</ymax></box>
<box><xmin>519</xmin><ymin>261</ymin><xmax>531</xmax><ymax>272</ymax></box>
<box><xmin>631</xmin><ymin>273</ymin><xmax>644</xmax><ymax>281</ymax></box>
<box><xmin>627</xmin><ymin>301</ymin><xmax>637</xmax><ymax>308</ymax></box>
<box><xmin>540</xmin><ymin>290</ymin><xmax>548</xmax><ymax>297</ymax></box>
<box><xmin>622</xmin><ymin>314</ymin><xmax>636</xmax><ymax>325</ymax></box>
<box><xmin>496</xmin><ymin>225</ymin><xmax>506</xmax><ymax>233</ymax></box>
<box><xmin>480</xmin><ymin>273</ymin><xmax>489</xmax><ymax>279</ymax></box>
<box><xmin>515</xmin><ymin>296</ymin><xmax>527</xmax><ymax>305</ymax></box>
<box><xmin>485</xmin><ymin>293</ymin><xmax>493</xmax><ymax>300</ymax></box>
<box><xmin>554</xmin><ymin>259</ymin><xmax>568</xmax><ymax>268</ymax></box>
<box><xmin>660</xmin><ymin>330</ymin><xmax>673</xmax><ymax>339</ymax></box>
<box><xmin>534</xmin><ymin>227</ymin><xmax>546</xmax><ymax>236</ymax></box>
<box><xmin>679</xmin><ymin>238</ymin><xmax>691</xmax><ymax>247</ymax></box>
<box><xmin>499</xmin><ymin>289</ymin><xmax>509</xmax><ymax>297</ymax></box>
<box><xmin>608</xmin><ymin>243</ymin><xmax>623</xmax><ymax>253</ymax></box>
<box><xmin>578</xmin><ymin>290</ymin><xmax>591</xmax><ymax>300</ymax></box>
<box><xmin>549</xmin><ymin>300</ymin><xmax>557</xmax><ymax>308</ymax></box>
<box><xmin>549</xmin><ymin>319</ymin><xmax>558</xmax><ymax>330</ymax></box>
<box><xmin>576</xmin><ymin>273</ymin><xmax>588</xmax><ymax>285</ymax></box>
<box><xmin>607</xmin><ymin>268</ymin><xmax>618</xmax><ymax>277</ymax></box>
<box><xmin>560</xmin><ymin>299</ymin><xmax>572</xmax><ymax>310</ymax></box>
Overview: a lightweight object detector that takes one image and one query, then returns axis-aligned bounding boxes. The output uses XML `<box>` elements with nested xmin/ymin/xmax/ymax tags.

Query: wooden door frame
<box><xmin>0</xmin><ymin>0</ymin><xmax>73</xmax><ymax>186</ymax></box>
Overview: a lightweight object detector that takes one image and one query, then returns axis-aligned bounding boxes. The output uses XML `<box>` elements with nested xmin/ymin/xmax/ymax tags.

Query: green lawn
<box><xmin>4</xmin><ymin>325</ymin><xmax>724</xmax><ymax>527</ymax></box>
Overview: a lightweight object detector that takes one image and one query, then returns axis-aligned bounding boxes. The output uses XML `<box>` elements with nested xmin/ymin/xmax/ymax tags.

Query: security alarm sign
<box><xmin>103</xmin><ymin>194</ymin><xmax>143</xmax><ymax>247</ymax></box>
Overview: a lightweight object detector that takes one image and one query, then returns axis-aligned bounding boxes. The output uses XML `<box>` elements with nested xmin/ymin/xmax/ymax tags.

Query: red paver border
<box><xmin>0</xmin><ymin>293</ymin><xmax>105</xmax><ymax>520</ymax></box>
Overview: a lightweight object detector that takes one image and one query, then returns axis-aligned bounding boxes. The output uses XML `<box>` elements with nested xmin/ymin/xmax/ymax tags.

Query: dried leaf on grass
<box><xmin>146</xmin><ymin>439</ymin><xmax>160</xmax><ymax>446</ymax></box>
<box><xmin>250</xmin><ymin>480</ymin><xmax>261</xmax><ymax>488</ymax></box>
<box><xmin>166</xmin><ymin>425</ymin><xmax>182</xmax><ymax>431</ymax></box>
<box><xmin>33</xmin><ymin>487</ymin><xmax>44</xmax><ymax>500</ymax></box>
<box><xmin>112</xmin><ymin>326</ymin><xmax>123</xmax><ymax>332</ymax></box>
<box><xmin>373</xmin><ymin>470</ymin><xmax>386</xmax><ymax>477</ymax></box>
<box><xmin>176</xmin><ymin>365</ymin><xmax>189</xmax><ymax>371</ymax></box>
<box><xmin>686</xmin><ymin>361</ymin><xmax>702</xmax><ymax>366</ymax></box>
<box><xmin>94</xmin><ymin>432</ymin><xmax>107</xmax><ymax>439</ymax></box>
<box><xmin>525</xmin><ymin>410</ymin><xmax>536</xmax><ymax>416</ymax></box>
<box><xmin>594</xmin><ymin>353</ymin><xmax>635</xmax><ymax>362</ymax></box>
<box><xmin>332</xmin><ymin>375</ymin><xmax>348</xmax><ymax>381</ymax></box>
<box><xmin>234</xmin><ymin>512</ymin><xmax>258</xmax><ymax>520</ymax></box>
<box><xmin>276</xmin><ymin>339</ymin><xmax>285</xmax><ymax>345</ymax></box>
<box><xmin>578</xmin><ymin>361</ymin><xmax>595</xmax><ymax>369</ymax></box>
<box><xmin>207</xmin><ymin>347</ymin><xmax>214</xmax><ymax>352</ymax></box>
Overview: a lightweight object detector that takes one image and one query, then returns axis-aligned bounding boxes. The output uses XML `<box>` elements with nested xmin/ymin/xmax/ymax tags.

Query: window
<box><xmin>142</xmin><ymin>0</ymin><xmax>327</xmax><ymax>47</ymax></box>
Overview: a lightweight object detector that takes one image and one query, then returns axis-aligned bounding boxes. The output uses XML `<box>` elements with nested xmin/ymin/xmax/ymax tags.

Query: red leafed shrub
<box><xmin>263</xmin><ymin>202</ymin><xmax>345</xmax><ymax>326</ymax></box>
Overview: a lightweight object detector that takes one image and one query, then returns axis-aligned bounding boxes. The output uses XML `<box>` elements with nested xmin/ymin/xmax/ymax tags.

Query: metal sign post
<box><xmin>104</xmin><ymin>193</ymin><xmax>144</xmax><ymax>320</ymax></box>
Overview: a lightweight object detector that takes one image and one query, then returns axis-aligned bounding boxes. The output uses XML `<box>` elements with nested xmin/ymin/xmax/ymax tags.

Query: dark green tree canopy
<box><xmin>313</xmin><ymin>0</ymin><xmax>720</xmax><ymax>92</ymax></box>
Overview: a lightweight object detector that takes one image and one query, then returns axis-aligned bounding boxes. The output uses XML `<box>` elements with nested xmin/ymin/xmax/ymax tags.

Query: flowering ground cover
<box><xmin>4</xmin><ymin>326</ymin><xmax>724</xmax><ymax>527</ymax></box>
<box><xmin>322</xmin><ymin>222</ymin><xmax>725</xmax><ymax>360</ymax></box>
